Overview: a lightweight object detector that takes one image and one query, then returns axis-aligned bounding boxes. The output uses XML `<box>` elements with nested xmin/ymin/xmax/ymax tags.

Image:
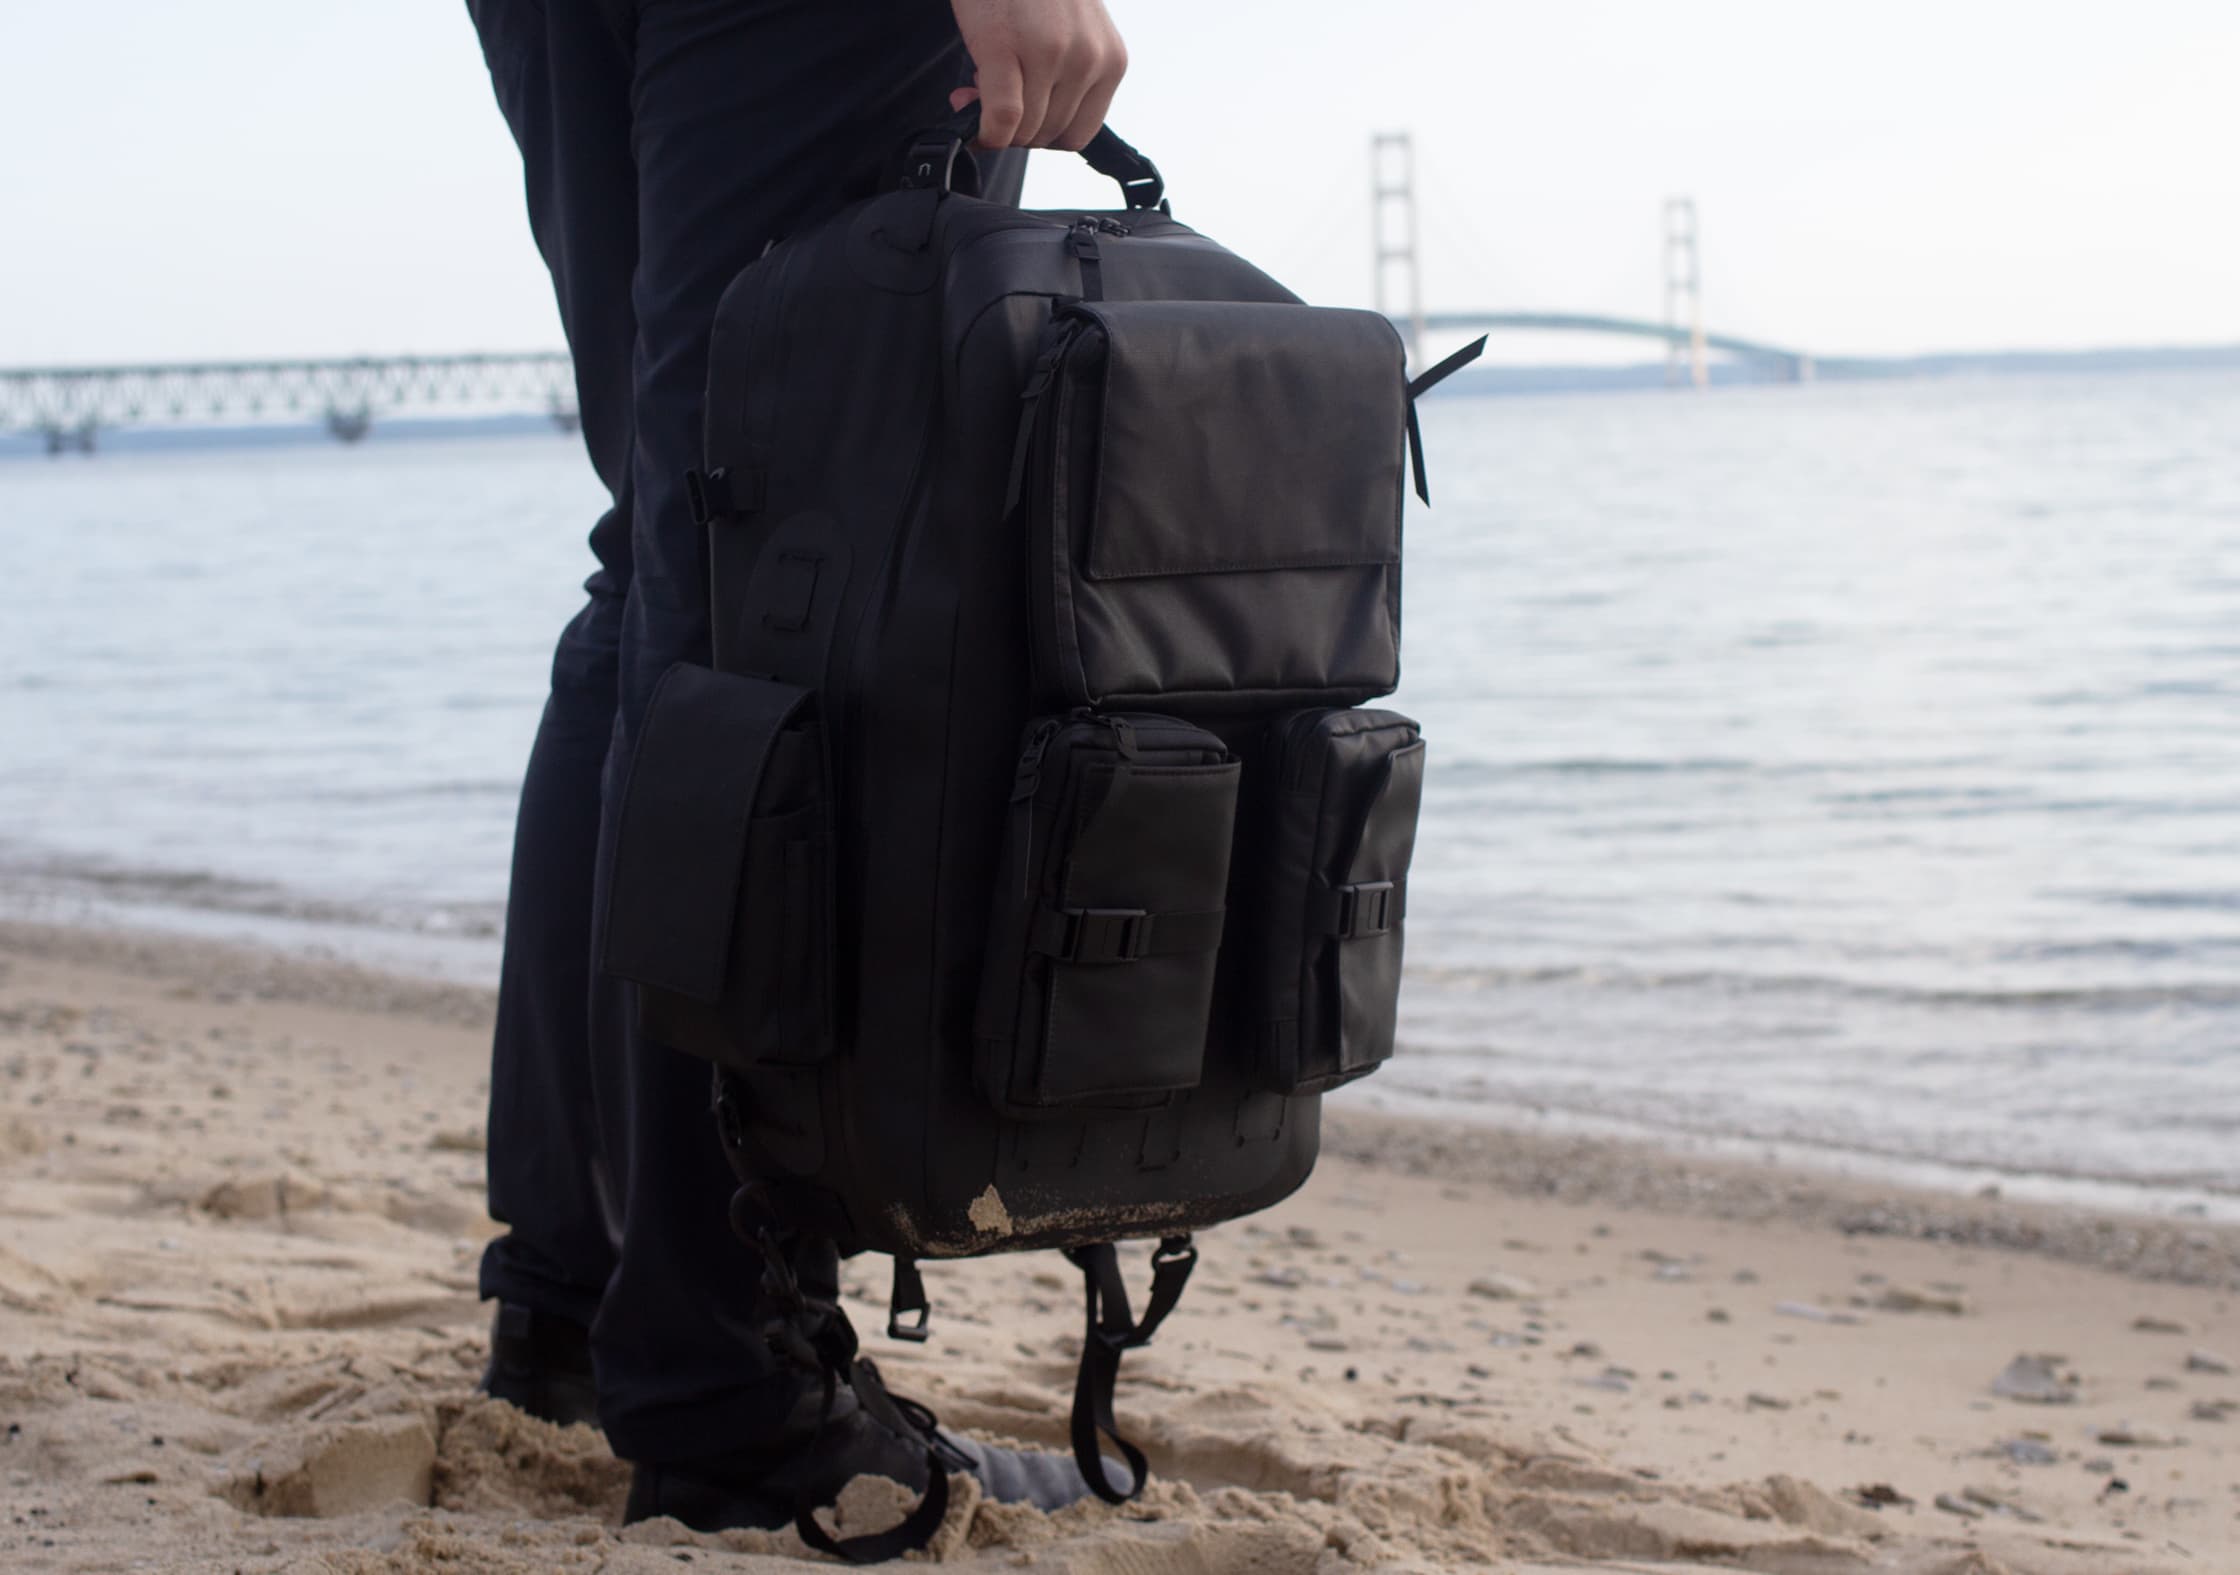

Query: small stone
<box><xmin>2002</xmin><ymin>1438</ymin><xmax>2058</xmax><ymax>1465</ymax></box>
<box><xmin>1706</xmin><ymin>1307</ymin><xmax>1731</xmax><ymax>1324</ymax></box>
<box><xmin>1467</xmin><ymin>1271</ymin><xmax>1538</xmax><ymax>1301</ymax></box>
<box><xmin>1963</xmin><ymin>1485</ymin><xmax>2042</xmax><ymax>1522</ymax></box>
<box><xmin>1254</xmin><ymin>1267</ymin><xmax>1307</xmax><ymax>1289</ymax></box>
<box><xmin>2189</xmin><ymin>1400</ymin><xmax>2235</xmax><ymax>1424</ymax></box>
<box><xmin>1776</xmin><ymin>1300</ymin><xmax>1860</xmax><ymax>1325</ymax></box>
<box><xmin>1875</xmin><ymin>1284</ymin><xmax>1968</xmax><ymax>1316</ymax></box>
<box><xmin>1746</xmin><ymin>1392</ymin><xmax>1790</xmax><ymax>1410</ymax></box>
<box><xmin>1991</xmin><ymin>1354</ymin><xmax>2075</xmax><ymax>1405</ymax></box>
<box><xmin>1933</xmin><ymin>1492</ymin><xmax>1982</xmax><ymax>1519</ymax></box>
<box><xmin>2081</xmin><ymin>1456</ymin><xmax>2116</xmax><ymax>1473</ymax></box>
<box><xmin>2131</xmin><ymin>1316</ymin><xmax>2188</xmax><ymax>1335</ymax></box>
<box><xmin>2094</xmin><ymin>1422</ymin><xmax>2179</xmax><ymax>1448</ymax></box>
<box><xmin>2184</xmin><ymin>1349</ymin><xmax>2233</xmax><ymax>1376</ymax></box>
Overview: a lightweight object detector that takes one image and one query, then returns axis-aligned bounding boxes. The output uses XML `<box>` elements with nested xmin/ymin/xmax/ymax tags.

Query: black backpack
<box><xmin>602</xmin><ymin>111</ymin><xmax>1478</xmax><ymax>1554</ymax></box>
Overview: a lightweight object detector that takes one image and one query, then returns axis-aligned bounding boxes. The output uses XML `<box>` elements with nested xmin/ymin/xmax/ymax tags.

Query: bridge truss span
<box><xmin>0</xmin><ymin>352</ymin><xmax>578</xmax><ymax>452</ymax></box>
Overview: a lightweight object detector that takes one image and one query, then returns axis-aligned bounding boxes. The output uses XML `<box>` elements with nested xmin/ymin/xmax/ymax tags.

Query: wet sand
<box><xmin>1</xmin><ymin>918</ymin><xmax>2233</xmax><ymax>1572</ymax></box>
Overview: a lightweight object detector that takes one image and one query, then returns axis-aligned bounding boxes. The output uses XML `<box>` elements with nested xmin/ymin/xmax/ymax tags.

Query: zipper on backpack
<box><xmin>1067</xmin><ymin>216</ymin><xmax>1120</xmax><ymax>300</ymax></box>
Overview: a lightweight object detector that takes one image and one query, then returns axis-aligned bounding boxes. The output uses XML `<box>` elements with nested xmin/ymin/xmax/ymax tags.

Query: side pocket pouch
<box><xmin>1253</xmin><ymin>709</ymin><xmax>1426</xmax><ymax>1093</ymax></box>
<box><xmin>975</xmin><ymin>713</ymin><xmax>1240</xmax><ymax>1118</ymax></box>
<box><xmin>602</xmin><ymin>663</ymin><xmax>833</xmax><ymax>1069</ymax></box>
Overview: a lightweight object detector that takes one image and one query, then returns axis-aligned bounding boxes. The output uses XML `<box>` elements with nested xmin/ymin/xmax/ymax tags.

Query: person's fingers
<box><xmin>1036</xmin><ymin>34</ymin><xmax>1102</xmax><ymax>151</ymax></box>
<box><xmin>949</xmin><ymin>86</ymin><xmax>979</xmax><ymax>113</ymax></box>
<box><xmin>973</xmin><ymin>51</ymin><xmax>1026</xmax><ymax>148</ymax></box>
<box><xmin>1052</xmin><ymin>39</ymin><xmax>1124</xmax><ymax>151</ymax></box>
<box><xmin>1005</xmin><ymin>46</ymin><xmax>1056</xmax><ymax>149</ymax></box>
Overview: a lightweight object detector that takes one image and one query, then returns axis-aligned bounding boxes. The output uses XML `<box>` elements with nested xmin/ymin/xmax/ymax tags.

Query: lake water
<box><xmin>4</xmin><ymin>372</ymin><xmax>2237</xmax><ymax>1200</ymax></box>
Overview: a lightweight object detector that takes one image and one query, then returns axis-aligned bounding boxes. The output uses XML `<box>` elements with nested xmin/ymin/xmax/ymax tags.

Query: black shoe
<box><xmin>478</xmin><ymin>1301</ymin><xmax>600</xmax><ymax>1429</ymax></box>
<box><xmin>623</xmin><ymin>1380</ymin><xmax>1100</xmax><ymax>1534</ymax></box>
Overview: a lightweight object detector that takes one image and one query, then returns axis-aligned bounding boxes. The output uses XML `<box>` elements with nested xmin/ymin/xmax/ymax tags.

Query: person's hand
<box><xmin>947</xmin><ymin>0</ymin><xmax>1127</xmax><ymax>152</ymax></box>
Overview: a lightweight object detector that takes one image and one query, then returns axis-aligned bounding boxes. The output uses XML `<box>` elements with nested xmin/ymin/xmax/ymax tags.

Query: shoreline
<box><xmin>2</xmin><ymin>914</ymin><xmax>2234</xmax><ymax>1292</ymax></box>
<box><xmin>2</xmin><ymin>914</ymin><xmax>2234</xmax><ymax>1572</ymax></box>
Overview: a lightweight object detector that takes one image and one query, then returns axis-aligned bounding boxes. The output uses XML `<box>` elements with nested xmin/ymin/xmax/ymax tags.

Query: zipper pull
<box><xmin>1094</xmin><ymin>216</ymin><xmax>1131</xmax><ymax>237</ymax></box>
<box><xmin>1010</xmin><ymin>720</ymin><xmax>1063</xmax><ymax>896</ymax></box>
<box><xmin>1012</xmin><ymin>719</ymin><xmax>1061</xmax><ymax>803</ymax></box>
<box><xmin>1067</xmin><ymin>217</ymin><xmax>1105</xmax><ymax>301</ymax></box>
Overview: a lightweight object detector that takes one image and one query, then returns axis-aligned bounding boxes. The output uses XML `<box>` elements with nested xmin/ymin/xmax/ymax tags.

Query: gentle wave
<box><xmin>1404</xmin><ymin>961</ymin><xmax>2240</xmax><ymax>1013</ymax></box>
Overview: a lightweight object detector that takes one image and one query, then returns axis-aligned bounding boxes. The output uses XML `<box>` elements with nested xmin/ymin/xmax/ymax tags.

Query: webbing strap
<box><xmin>1028</xmin><ymin>905</ymin><xmax>1226</xmax><ymax>965</ymax></box>
<box><xmin>1061</xmin><ymin>1235</ymin><xmax>1198</xmax><ymax>1504</ymax></box>
<box><xmin>742</xmin><ymin>1224</ymin><xmax>955</xmax><ymax>1563</ymax></box>
<box><xmin>793</xmin><ymin>1359</ymin><xmax>954</xmax><ymax>1565</ymax></box>
<box><xmin>1403</xmin><ymin>334</ymin><xmax>1489</xmax><ymax>503</ymax></box>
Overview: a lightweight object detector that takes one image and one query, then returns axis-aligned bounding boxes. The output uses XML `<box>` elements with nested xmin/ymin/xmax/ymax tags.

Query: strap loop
<box><xmin>1402</xmin><ymin>334</ymin><xmax>1488</xmax><ymax>504</ymax></box>
<box><xmin>1060</xmin><ymin>1235</ymin><xmax>1198</xmax><ymax>1503</ymax></box>
<box><xmin>887</xmin><ymin>1256</ymin><xmax>930</xmax><ymax>1343</ymax></box>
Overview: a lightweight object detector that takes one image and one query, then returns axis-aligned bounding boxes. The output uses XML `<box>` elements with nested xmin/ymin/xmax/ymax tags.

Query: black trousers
<box><xmin>464</xmin><ymin>0</ymin><xmax>1022</xmax><ymax>1463</ymax></box>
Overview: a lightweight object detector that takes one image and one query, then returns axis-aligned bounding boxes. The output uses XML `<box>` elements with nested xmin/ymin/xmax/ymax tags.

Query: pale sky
<box><xmin>4</xmin><ymin>1</ymin><xmax>2236</xmax><ymax>367</ymax></box>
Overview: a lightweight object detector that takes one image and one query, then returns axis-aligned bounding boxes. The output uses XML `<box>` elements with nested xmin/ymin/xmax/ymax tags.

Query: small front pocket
<box><xmin>1249</xmin><ymin>709</ymin><xmax>1425</xmax><ymax>1093</ymax></box>
<box><xmin>975</xmin><ymin>713</ymin><xmax>1240</xmax><ymax>1118</ymax></box>
<box><xmin>1021</xmin><ymin>300</ymin><xmax>1409</xmax><ymax>712</ymax></box>
<box><xmin>601</xmin><ymin>663</ymin><xmax>833</xmax><ymax>1069</ymax></box>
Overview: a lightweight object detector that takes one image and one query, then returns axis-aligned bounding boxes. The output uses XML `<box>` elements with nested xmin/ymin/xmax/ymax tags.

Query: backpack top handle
<box><xmin>898</xmin><ymin>102</ymin><xmax>1167</xmax><ymax>212</ymax></box>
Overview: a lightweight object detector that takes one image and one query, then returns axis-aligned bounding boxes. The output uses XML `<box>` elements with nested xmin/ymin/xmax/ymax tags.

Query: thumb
<box><xmin>948</xmin><ymin>86</ymin><xmax>979</xmax><ymax>112</ymax></box>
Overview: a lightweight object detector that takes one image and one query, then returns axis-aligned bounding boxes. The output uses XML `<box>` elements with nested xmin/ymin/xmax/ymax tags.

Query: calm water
<box><xmin>4</xmin><ymin>373</ymin><xmax>2237</xmax><ymax>1194</ymax></box>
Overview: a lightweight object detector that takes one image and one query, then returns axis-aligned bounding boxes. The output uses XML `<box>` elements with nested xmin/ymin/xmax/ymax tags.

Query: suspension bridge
<box><xmin>2</xmin><ymin>133</ymin><xmax>1810</xmax><ymax>454</ymax></box>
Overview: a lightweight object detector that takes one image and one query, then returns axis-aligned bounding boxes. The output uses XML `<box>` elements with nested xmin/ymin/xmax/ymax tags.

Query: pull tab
<box><xmin>1067</xmin><ymin>217</ymin><xmax>1105</xmax><ymax>301</ymax></box>
<box><xmin>1010</xmin><ymin>719</ymin><xmax>1062</xmax><ymax>896</ymax></box>
<box><xmin>1012</xmin><ymin>720</ymin><xmax>1061</xmax><ymax>802</ymax></box>
<box><xmin>1403</xmin><ymin>334</ymin><xmax>1489</xmax><ymax>505</ymax></box>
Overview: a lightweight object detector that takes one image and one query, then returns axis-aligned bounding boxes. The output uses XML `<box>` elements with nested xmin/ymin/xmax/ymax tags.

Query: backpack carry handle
<box><xmin>899</xmin><ymin>103</ymin><xmax>1167</xmax><ymax>211</ymax></box>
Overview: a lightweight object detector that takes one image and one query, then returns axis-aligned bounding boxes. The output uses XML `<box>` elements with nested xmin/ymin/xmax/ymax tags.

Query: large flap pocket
<box><xmin>1026</xmin><ymin>301</ymin><xmax>1410</xmax><ymax>711</ymax></box>
<box><xmin>1083</xmin><ymin>301</ymin><xmax>1406</xmax><ymax>581</ymax></box>
<box><xmin>603</xmin><ymin>663</ymin><xmax>833</xmax><ymax>1067</ymax></box>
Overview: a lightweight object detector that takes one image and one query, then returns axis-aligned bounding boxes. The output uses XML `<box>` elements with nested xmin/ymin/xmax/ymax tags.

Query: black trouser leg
<box><xmin>469</xmin><ymin>0</ymin><xmax>1023</xmax><ymax>1464</ymax></box>
<box><xmin>469</xmin><ymin>0</ymin><xmax>636</xmax><ymax>1334</ymax></box>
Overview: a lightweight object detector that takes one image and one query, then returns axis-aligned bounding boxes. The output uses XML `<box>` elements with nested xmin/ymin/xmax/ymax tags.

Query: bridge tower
<box><xmin>1663</xmin><ymin>197</ymin><xmax>1707</xmax><ymax>390</ymax></box>
<box><xmin>1371</xmin><ymin>132</ymin><xmax>1425</xmax><ymax>367</ymax></box>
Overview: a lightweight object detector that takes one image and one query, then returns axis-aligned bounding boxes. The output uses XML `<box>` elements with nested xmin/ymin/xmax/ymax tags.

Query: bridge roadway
<box><xmin>4</xmin><ymin>314</ymin><xmax>1813</xmax><ymax>452</ymax></box>
<box><xmin>1416</xmin><ymin>311</ymin><xmax>1813</xmax><ymax>378</ymax></box>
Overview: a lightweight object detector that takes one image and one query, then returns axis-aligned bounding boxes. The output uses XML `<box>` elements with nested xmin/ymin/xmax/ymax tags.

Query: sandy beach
<box><xmin>1</xmin><ymin>918</ymin><xmax>2233</xmax><ymax>1573</ymax></box>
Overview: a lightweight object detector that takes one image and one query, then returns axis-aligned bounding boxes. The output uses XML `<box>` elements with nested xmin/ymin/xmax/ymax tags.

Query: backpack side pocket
<box><xmin>602</xmin><ymin>663</ymin><xmax>834</xmax><ymax>1069</ymax></box>
<box><xmin>976</xmin><ymin>714</ymin><xmax>1240</xmax><ymax>1118</ymax></box>
<box><xmin>1252</xmin><ymin>709</ymin><xmax>1425</xmax><ymax>1093</ymax></box>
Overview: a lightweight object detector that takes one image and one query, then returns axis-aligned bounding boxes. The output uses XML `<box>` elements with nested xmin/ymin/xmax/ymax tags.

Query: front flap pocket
<box><xmin>1250</xmin><ymin>708</ymin><xmax>1425</xmax><ymax>1093</ymax></box>
<box><xmin>602</xmin><ymin>663</ymin><xmax>833</xmax><ymax>1067</ymax></box>
<box><xmin>976</xmin><ymin>713</ymin><xmax>1240</xmax><ymax>1117</ymax></box>
<box><xmin>1028</xmin><ymin>301</ymin><xmax>1409</xmax><ymax>710</ymax></box>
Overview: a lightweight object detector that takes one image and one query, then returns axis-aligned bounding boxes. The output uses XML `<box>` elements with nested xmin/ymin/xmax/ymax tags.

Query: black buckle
<box><xmin>1334</xmin><ymin>881</ymin><xmax>1396</xmax><ymax>940</ymax></box>
<box><xmin>898</xmin><ymin>132</ymin><xmax>965</xmax><ymax>193</ymax></box>
<box><xmin>1059</xmin><ymin>908</ymin><xmax>1150</xmax><ymax>964</ymax></box>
